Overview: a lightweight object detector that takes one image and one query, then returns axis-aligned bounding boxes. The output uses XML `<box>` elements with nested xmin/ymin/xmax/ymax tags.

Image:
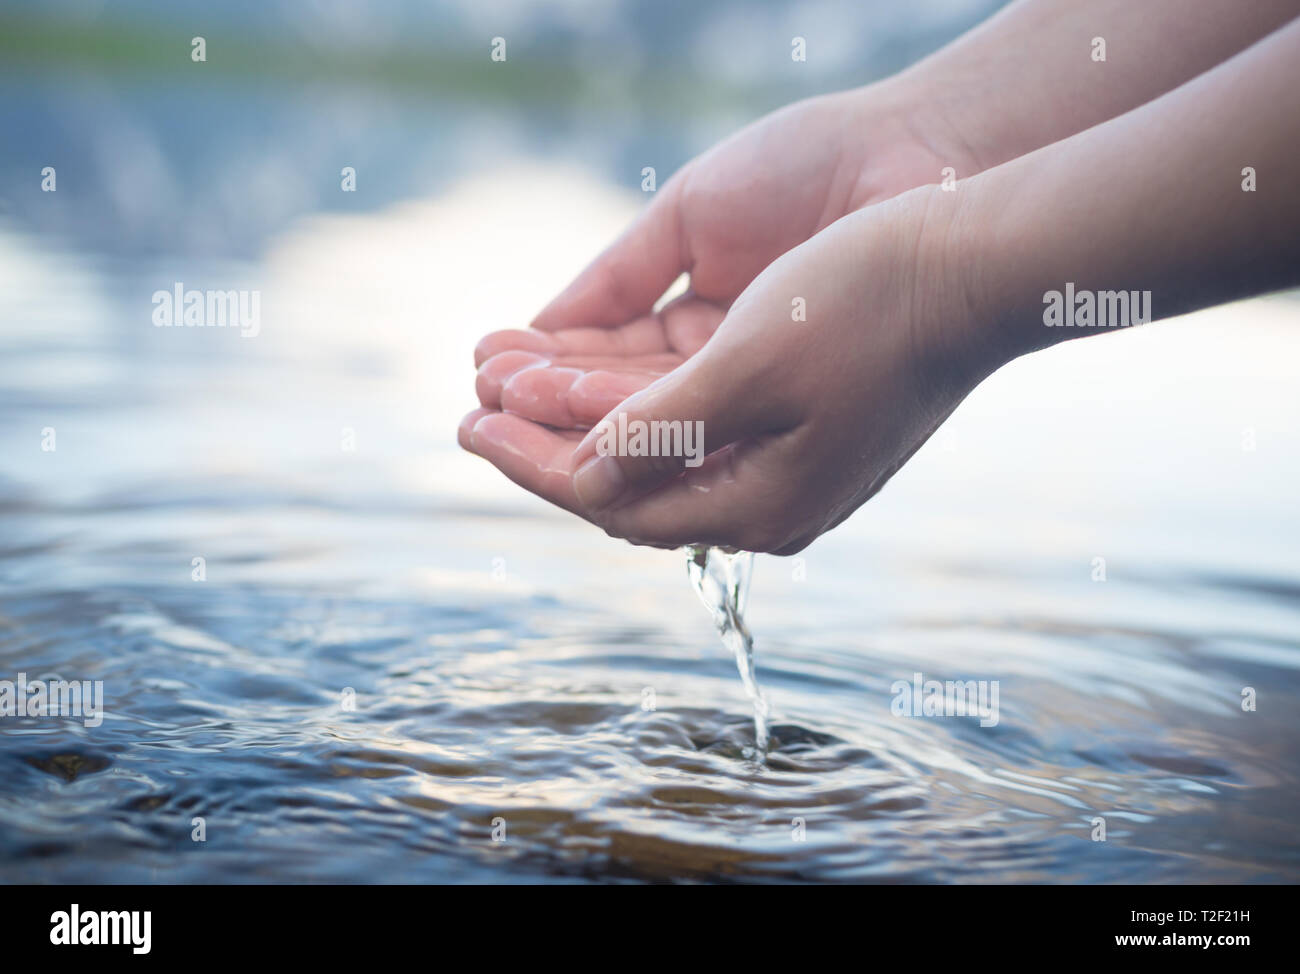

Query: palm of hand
<box><xmin>461</xmin><ymin>91</ymin><xmax>941</xmax><ymax>527</ymax></box>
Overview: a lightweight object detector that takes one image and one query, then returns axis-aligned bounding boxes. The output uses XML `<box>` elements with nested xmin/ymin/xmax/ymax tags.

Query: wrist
<box><xmin>953</xmin><ymin>146</ymin><xmax>1138</xmax><ymax>365</ymax></box>
<box><xmin>900</xmin><ymin>181</ymin><xmax>1028</xmax><ymax>382</ymax></box>
<box><xmin>837</xmin><ymin>75</ymin><xmax>987</xmax><ymax>199</ymax></box>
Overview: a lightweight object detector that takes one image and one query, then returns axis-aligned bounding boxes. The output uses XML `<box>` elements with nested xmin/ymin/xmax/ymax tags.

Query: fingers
<box><xmin>472</xmin><ymin>297</ymin><xmax>728</xmax><ymax>427</ymax></box>
<box><xmin>473</xmin><ymin>329</ymin><xmax>559</xmax><ymax>367</ymax></box>
<box><xmin>459</xmin><ymin>409</ymin><xmax>587</xmax><ymax>516</ymax></box>
<box><xmin>474</xmin><ymin>316</ymin><xmax>670</xmax><ymax>368</ymax></box>
<box><xmin>530</xmin><ymin>177</ymin><xmax>689</xmax><ymax>332</ymax></box>
<box><xmin>457</xmin><ymin>407</ymin><xmax>496</xmax><ymax>451</ymax></box>
<box><xmin>599</xmin><ymin>438</ymin><xmax>806</xmax><ymax>551</ymax></box>
<box><xmin>569</xmin><ymin>353</ymin><xmax>794</xmax><ymax>512</ymax></box>
<box><xmin>474</xmin><ymin>351</ymin><xmax>549</xmax><ymax>409</ymax></box>
<box><xmin>476</xmin><ymin>296</ymin><xmax>724</xmax><ymax>369</ymax></box>
<box><xmin>459</xmin><ymin>406</ymin><xmax>812</xmax><ymax>553</ymax></box>
<box><xmin>501</xmin><ymin>368</ymin><xmax>659</xmax><ymax>429</ymax></box>
<box><xmin>476</xmin><ymin>347</ymin><xmax>678</xmax><ymax>415</ymax></box>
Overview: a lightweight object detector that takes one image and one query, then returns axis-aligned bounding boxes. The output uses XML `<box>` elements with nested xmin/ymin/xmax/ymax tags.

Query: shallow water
<box><xmin>3</xmin><ymin>64</ymin><xmax>1300</xmax><ymax>884</ymax></box>
<box><xmin>3</xmin><ymin>231</ymin><xmax>1298</xmax><ymax>882</ymax></box>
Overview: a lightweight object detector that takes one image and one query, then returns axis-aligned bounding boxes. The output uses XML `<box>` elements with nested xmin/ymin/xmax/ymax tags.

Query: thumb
<box><xmin>570</xmin><ymin>350</ymin><xmax>783</xmax><ymax>512</ymax></box>
<box><xmin>531</xmin><ymin>176</ymin><xmax>688</xmax><ymax>332</ymax></box>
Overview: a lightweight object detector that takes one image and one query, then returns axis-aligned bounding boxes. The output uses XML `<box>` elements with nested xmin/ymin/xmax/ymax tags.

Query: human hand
<box><xmin>467</xmin><ymin>82</ymin><xmax>972</xmax><ymax>430</ymax></box>
<box><xmin>467</xmin><ymin>0</ymin><xmax>1300</xmax><ymax>429</ymax></box>
<box><xmin>461</xmin><ymin>3</ymin><xmax>1300</xmax><ymax>555</ymax></box>
<box><xmin>462</xmin><ymin>187</ymin><xmax>1006</xmax><ymax>554</ymax></box>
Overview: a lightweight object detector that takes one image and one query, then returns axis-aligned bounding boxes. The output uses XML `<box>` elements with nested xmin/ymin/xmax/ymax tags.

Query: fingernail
<box><xmin>573</xmin><ymin>455</ymin><xmax>626</xmax><ymax>510</ymax></box>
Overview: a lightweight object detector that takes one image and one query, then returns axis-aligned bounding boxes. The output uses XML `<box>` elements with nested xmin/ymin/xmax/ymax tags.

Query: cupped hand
<box><xmin>469</xmin><ymin>83</ymin><xmax>968</xmax><ymax>429</ymax></box>
<box><xmin>461</xmin><ymin>187</ymin><xmax>1006</xmax><ymax>554</ymax></box>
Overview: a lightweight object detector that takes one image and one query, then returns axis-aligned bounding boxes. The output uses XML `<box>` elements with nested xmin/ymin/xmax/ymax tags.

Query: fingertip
<box><xmin>474</xmin><ymin>329</ymin><xmax>557</xmax><ymax>367</ymax></box>
<box><xmin>475</xmin><ymin>350</ymin><xmax>550</xmax><ymax>407</ymax></box>
<box><xmin>466</xmin><ymin>411</ymin><xmax>508</xmax><ymax>451</ymax></box>
<box><xmin>529</xmin><ymin>286</ymin><xmax>585</xmax><ymax>332</ymax></box>
<box><xmin>501</xmin><ymin>366</ymin><xmax>584</xmax><ymax>428</ymax></box>
<box><xmin>570</xmin><ymin>369</ymin><xmax>654</xmax><ymax>409</ymax></box>
<box><xmin>458</xmin><ymin>407</ymin><xmax>497</xmax><ymax>452</ymax></box>
<box><xmin>529</xmin><ymin>259</ymin><xmax>636</xmax><ymax>333</ymax></box>
<box><xmin>528</xmin><ymin>310</ymin><xmax>566</xmax><ymax>333</ymax></box>
<box><xmin>533</xmin><ymin>184</ymin><xmax>686</xmax><ymax>333</ymax></box>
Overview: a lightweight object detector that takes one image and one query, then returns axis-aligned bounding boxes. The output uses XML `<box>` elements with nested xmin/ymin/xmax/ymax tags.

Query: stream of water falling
<box><xmin>686</xmin><ymin>545</ymin><xmax>770</xmax><ymax>757</ymax></box>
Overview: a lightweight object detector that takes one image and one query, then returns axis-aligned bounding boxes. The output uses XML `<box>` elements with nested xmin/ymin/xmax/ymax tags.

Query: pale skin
<box><xmin>461</xmin><ymin>3</ymin><xmax>1300</xmax><ymax>555</ymax></box>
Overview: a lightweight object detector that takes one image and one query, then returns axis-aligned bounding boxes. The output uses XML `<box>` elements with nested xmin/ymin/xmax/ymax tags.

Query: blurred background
<box><xmin>1</xmin><ymin>0</ymin><xmax>1298</xmax><ymax>884</ymax></box>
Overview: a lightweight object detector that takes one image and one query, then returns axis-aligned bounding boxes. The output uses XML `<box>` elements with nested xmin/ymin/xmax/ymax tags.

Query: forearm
<box><xmin>881</xmin><ymin>0</ymin><xmax>1299</xmax><ymax>173</ymax></box>
<box><xmin>954</xmin><ymin>17</ymin><xmax>1300</xmax><ymax>358</ymax></box>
